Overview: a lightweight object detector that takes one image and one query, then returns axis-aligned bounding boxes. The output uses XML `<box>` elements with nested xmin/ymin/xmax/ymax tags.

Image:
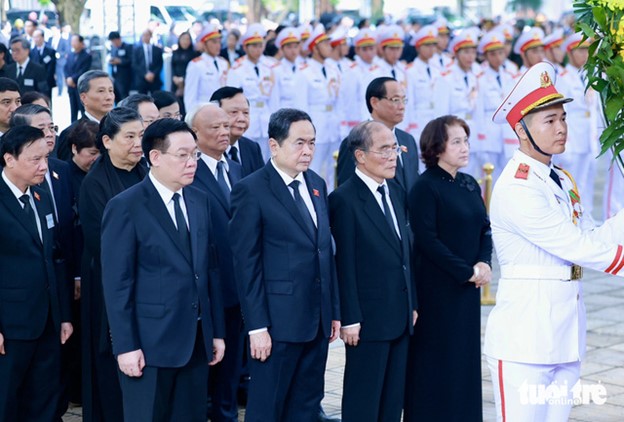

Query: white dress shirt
<box><xmin>2</xmin><ymin>171</ymin><xmax>42</xmax><ymax>240</ymax></box>
<box><xmin>149</xmin><ymin>172</ymin><xmax>188</xmax><ymax>230</ymax></box>
<box><xmin>355</xmin><ymin>167</ymin><xmax>400</xmax><ymax>238</ymax></box>
<box><xmin>200</xmin><ymin>153</ymin><xmax>232</xmax><ymax>190</ymax></box>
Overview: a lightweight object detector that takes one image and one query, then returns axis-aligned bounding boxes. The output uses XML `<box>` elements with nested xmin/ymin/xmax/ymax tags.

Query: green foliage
<box><xmin>575</xmin><ymin>0</ymin><xmax>624</xmax><ymax>157</ymax></box>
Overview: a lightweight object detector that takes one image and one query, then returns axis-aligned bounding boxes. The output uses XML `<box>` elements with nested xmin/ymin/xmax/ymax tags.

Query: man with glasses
<box><xmin>337</xmin><ymin>77</ymin><xmax>419</xmax><ymax>194</ymax></box>
<box><xmin>119</xmin><ymin>93</ymin><xmax>160</xmax><ymax>127</ymax></box>
<box><xmin>152</xmin><ymin>90</ymin><xmax>182</xmax><ymax>120</ymax></box>
<box><xmin>101</xmin><ymin>118</ymin><xmax>225</xmax><ymax>421</ymax></box>
<box><xmin>330</xmin><ymin>120</ymin><xmax>416</xmax><ymax>421</ymax></box>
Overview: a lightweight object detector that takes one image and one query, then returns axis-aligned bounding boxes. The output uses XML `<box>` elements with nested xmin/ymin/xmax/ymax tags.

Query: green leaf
<box><xmin>577</xmin><ymin>22</ymin><xmax>597</xmax><ymax>39</ymax></box>
<box><xmin>593</xmin><ymin>7</ymin><xmax>607</xmax><ymax>28</ymax></box>
<box><xmin>605</xmin><ymin>97</ymin><xmax>624</xmax><ymax>121</ymax></box>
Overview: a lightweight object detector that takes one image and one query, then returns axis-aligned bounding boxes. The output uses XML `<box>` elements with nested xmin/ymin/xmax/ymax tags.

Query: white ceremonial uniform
<box><xmin>602</xmin><ymin>152</ymin><xmax>624</xmax><ymax>221</ymax></box>
<box><xmin>406</xmin><ymin>57</ymin><xmax>439</xmax><ymax>155</ymax></box>
<box><xmin>226</xmin><ymin>56</ymin><xmax>278</xmax><ymax>160</ymax></box>
<box><xmin>183</xmin><ymin>53</ymin><xmax>229</xmax><ymax>114</ymax></box>
<box><xmin>554</xmin><ymin>64</ymin><xmax>600</xmax><ymax>217</ymax></box>
<box><xmin>485</xmin><ymin>149</ymin><xmax>624</xmax><ymax>421</ymax></box>
<box><xmin>433</xmin><ymin>62</ymin><xmax>481</xmax><ymax>178</ymax></box>
<box><xmin>273</xmin><ymin>57</ymin><xmax>299</xmax><ymax>109</ymax></box>
<box><xmin>431</xmin><ymin>51</ymin><xmax>453</xmax><ymax>70</ymax></box>
<box><xmin>338</xmin><ymin>56</ymin><xmax>381</xmax><ymax>139</ymax></box>
<box><xmin>474</xmin><ymin>65</ymin><xmax>517</xmax><ymax>180</ymax></box>
<box><xmin>293</xmin><ymin>59</ymin><xmax>341</xmax><ymax>189</ymax></box>
<box><xmin>376</xmin><ymin>59</ymin><xmax>409</xmax><ymax>131</ymax></box>
<box><xmin>502</xmin><ymin>58</ymin><xmax>519</xmax><ymax>75</ymax></box>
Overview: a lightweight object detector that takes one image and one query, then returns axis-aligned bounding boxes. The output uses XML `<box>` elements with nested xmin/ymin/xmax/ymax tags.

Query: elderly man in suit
<box><xmin>187</xmin><ymin>103</ymin><xmax>243</xmax><ymax>422</ymax></box>
<box><xmin>210</xmin><ymin>86</ymin><xmax>265</xmax><ymax>177</ymax></box>
<box><xmin>330</xmin><ymin>121</ymin><xmax>417</xmax><ymax>422</ymax></box>
<box><xmin>337</xmin><ymin>77</ymin><xmax>420</xmax><ymax>193</ymax></box>
<box><xmin>64</xmin><ymin>35</ymin><xmax>92</xmax><ymax>122</ymax></box>
<box><xmin>0</xmin><ymin>126</ymin><xmax>73</xmax><ymax>421</ymax></box>
<box><xmin>101</xmin><ymin>118</ymin><xmax>225</xmax><ymax>421</ymax></box>
<box><xmin>30</xmin><ymin>29</ymin><xmax>56</xmax><ymax>100</ymax></box>
<box><xmin>6</xmin><ymin>37</ymin><xmax>49</xmax><ymax>95</ymax></box>
<box><xmin>132</xmin><ymin>29</ymin><xmax>164</xmax><ymax>94</ymax></box>
<box><xmin>230</xmin><ymin>108</ymin><xmax>341</xmax><ymax>422</ymax></box>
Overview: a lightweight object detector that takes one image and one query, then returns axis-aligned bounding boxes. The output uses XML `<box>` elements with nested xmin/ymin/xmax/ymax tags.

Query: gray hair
<box><xmin>10</xmin><ymin>37</ymin><xmax>30</xmax><ymax>51</ymax></box>
<box><xmin>9</xmin><ymin>104</ymin><xmax>51</xmax><ymax>128</ymax></box>
<box><xmin>77</xmin><ymin>70</ymin><xmax>112</xmax><ymax>94</ymax></box>
<box><xmin>347</xmin><ymin>120</ymin><xmax>385</xmax><ymax>159</ymax></box>
<box><xmin>184</xmin><ymin>102</ymin><xmax>220</xmax><ymax>127</ymax></box>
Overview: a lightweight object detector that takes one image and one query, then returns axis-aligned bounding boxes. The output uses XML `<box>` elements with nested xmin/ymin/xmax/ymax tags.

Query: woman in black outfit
<box><xmin>171</xmin><ymin>31</ymin><xmax>200</xmax><ymax>116</ymax></box>
<box><xmin>78</xmin><ymin>108</ymin><xmax>147</xmax><ymax>421</ymax></box>
<box><xmin>404</xmin><ymin>115</ymin><xmax>492</xmax><ymax>422</ymax></box>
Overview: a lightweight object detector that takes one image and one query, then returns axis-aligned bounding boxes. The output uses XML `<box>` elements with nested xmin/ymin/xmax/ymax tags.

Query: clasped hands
<box><xmin>469</xmin><ymin>262</ymin><xmax>492</xmax><ymax>288</ymax></box>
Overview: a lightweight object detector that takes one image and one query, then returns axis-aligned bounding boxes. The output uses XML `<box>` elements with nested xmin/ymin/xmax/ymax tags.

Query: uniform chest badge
<box><xmin>515</xmin><ymin>163</ymin><xmax>530</xmax><ymax>179</ymax></box>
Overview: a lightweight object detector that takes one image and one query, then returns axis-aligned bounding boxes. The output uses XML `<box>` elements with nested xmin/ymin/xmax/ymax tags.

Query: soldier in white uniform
<box><xmin>326</xmin><ymin>27</ymin><xmax>351</xmax><ymax>73</ymax></box>
<box><xmin>338</xmin><ymin>28</ymin><xmax>380</xmax><ymax>138</ymax></box>
<box><xmin>433</xmin><ymin>29</ymin><xmax>482</xmax><ymax>179</ymax></box>
<box><xmin>485</xmin><ymin>61</ymin><xmax>624</xmax><ymax>422</ymax></box>
<box><xmin>543</xmin><ymin>28</ymin><xmax>565</xmax><ymax>77</ymax></box>
<box><xmin>375</xmin><ymin>25</ymin><xmax>408</xmax><ymax>131</ymax></box>
<box><xmin>555</xmin><ymin>33</ymin><xmax>598</xmax><ymax>218</ymax></box>
<box><xmin>226</xmin><ymin>23</ymin><xmax>278</xmax><ymax>160</ymax></box>
<box><xmin>183</xmin><ymin>24</ymin><xmax>229</xmax><ymax>114</ymax></box>
<box><xmin>272</xmin><ymin>27</ymin><xmax>301</xmax><ymax>110</ymax></box>
<box><xmin>494</xmin><ymin>23</ymin><xmax>520</xmax><ymax>75</ymax></box>
<box><xmin>474</xmin><ymin>31</ymin><xmax>518</xmax><ymax>179</ymax></box>
<box><xmin>514</xmin><ymin>27</ymin><xmax>546</xmax><ymax>74</ymax></box>
<box><xmin>297</xmin><ymin>24</ymin><xmax>312</xmax><ymax>66</ymax></box>
<box><xmin>293</xmin><ymin>24</ymin><xmax>341</xmax><ymax>190</ymax></box>
<box><xmin>405</xmin><ymin>25</ymin><xmax>440</xmax><ymax>153</ymax></box>
<box><xmin>431</xmin><ymin>17</ymin><xmax>453</xmax><ymax>70</ymax></box>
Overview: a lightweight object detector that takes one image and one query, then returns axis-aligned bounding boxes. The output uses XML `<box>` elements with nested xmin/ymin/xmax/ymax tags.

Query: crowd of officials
<box><xmin>0</xmin><ymin>9</ymin><xmax>623</xmax><ymax>422</ymax></box>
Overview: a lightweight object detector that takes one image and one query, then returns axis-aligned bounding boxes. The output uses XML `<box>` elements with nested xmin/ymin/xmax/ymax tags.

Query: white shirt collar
<box><xmin>84</xmin><ymin>111</ymin><xmax>100</xmax><ymax>122</ymax></box>
<box><xmin>2</xmin><ymin>170</ymin><xmax>31</xmax><ymax>198</ymax></box>
<box><xmin>270</xmin><ymin>159</ymin><xmax>305</xmax><ymax>187</ymax></box>
<box><xmin>355</xmin><ymin>167</ymin><xmax>388</xmax><ymax>195</ymax></box>
<box><xmin>200</xmin><ymin>153</ymin><xmax>228</xmax><ymax>176</ymax></box>
<box><xmin>149</xmin><ymin>171</ymin><xmax>183</xmax><ymax>204</ymax></box>
<box><xmin>17</xmin><ymin>57</ymin><xmax>30</xmax><ymax>68</ymax></box>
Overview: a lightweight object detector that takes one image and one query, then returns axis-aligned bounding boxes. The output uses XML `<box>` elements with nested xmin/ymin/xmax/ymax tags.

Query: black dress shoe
<box><xmin>318</xmin><ymin>406</ymin><xmax>341</xmax><ymax>422</ymax></box>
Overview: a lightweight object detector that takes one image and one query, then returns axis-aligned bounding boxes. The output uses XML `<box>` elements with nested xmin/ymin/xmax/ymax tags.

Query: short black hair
<box><xmin>0</xmin><ymin>43</ymin><xmax>7</xmax><ymax>58</ymax></box>
<box><xmin>68</xmin><ymin>119</ymin><xmax>100</xmax><ymax>152</ymax></box>
<box><xmin>268</xmin><ymin>108</ymin><xmax>314</xmax><ymax>146</ymax></box>
<box><xmin>420</xmin><ymin>115</ymin><xmax>470</xmax><ymax>169</ymax></box>
<box><xmin>151</xmin><ymin>90</ymin><xmax>177</xmax><ymax>110</ymax></box>
<box><xmin>10</xmin><ymin>37</ymin><xmax>30</xmax><ymax>51</ymax></box>
<box><xmin>73</xmin><ymin>34</ymin><xmax>85</xmax><ymax>43</ymax></box>
<box><xmin>210</xmin><ymin>86</ymin><xmax>245</xmax><ymax>106</ymax></box>
<box><xmin>108</xmin><ymin>31</ymin><xmax>121</xmax><ymax>40</ymax></box>
<box><xmin>264</xmin><ymin>39</ymin><xmax>278</xmax><ymax>57</ymax></box>
<box><xmin>365</xmin><ymin>76</ymin><xmax>395</xmax><ymax>113</ymax></box>
<box><xmin>20</xmin><ymin>91</ymin><xmax>51</xmax><ymax>107</ymax></box>
<box><xmin>347</xmin><ymin>120</ymin><xmax>384</xmax><ymax>160</ymax></box>
<box><xmin>142</xmin><ymin>118</ymin><xmax>196</xmax><ymax>165</ymax></box>
<box><xmin>120</xmin><ymin>93</ymin><xmax>154</xmax><ymax>112</ymax></box>
<box><xmin>97</xmin><ymin>107</ymin><xmax>142</xmax><ymax>150</ymax></box>
<box><xmin>0</xmin><ymin>77</ymin><xmax>20</xmax><ymax>94</ymax></box>
<box><xmin>0</xmin><ymin>125</ymin><xmax>45</xmax><ymax>166</ymax></box>
<box><xmin>10</xmin><ymin>104</ymin><xmax>51</xmax><ymax>127</ymax></box>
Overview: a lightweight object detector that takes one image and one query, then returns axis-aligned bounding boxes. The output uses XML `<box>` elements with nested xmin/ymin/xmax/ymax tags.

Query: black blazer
<box><xmin>236</xmin><ymin>136</ymin><xmax>264</xmax><ymax>177</ymax></box>
<box><xmin>111</xmin><ymin>42</ymin><xmax>133</xmax><ymax>94</ymax></box>
<box><xmin>5</xmin><ymin>60</ymin><xmax>49</xmax><ymax>94</ymax></box>
<box><xmin>0</xmin><ymin>179</ymin><xmax>71</xmax><ymax>340</ymax></box>
<box><xmin>329</xmin><ymin>175</ymin><xmax>416</xmax><ymax>341</ymax></box>
<box><xmin>229</xmin><ymin>162</ymin><xmax>340</xmax><ymax>342</ymax></box>
<box><xmin>220</xmin><ymin>47</ymin><xmax>243</xmax><ymax>64</ymax></box>
<box><xmin>101</xmin><ymin>178</ymin><xmax>225</xmax><ymax>367</ymax></box>
<box><xmin>191</xmin><ymin>158</ymin><xmax>242</xmax><ymax>308</ymax></box>
<box><xmin>63</xmin><ymin>49</ymin><xmax>92</xmax><ymax>84</ymax></box>
<box><xmin>337</xmin><ymin>127</ymin><xmax>420</xmax><ymax>193</ymax></box>
<box><xmin>30</xmin><ymin>45</ymin><xmax>57</xmax><ymax>89</ymax></box>
<box><xmin>131</xmin><ymin>43</ymin><xmax>164</xmax><ymax>93</ymax></box>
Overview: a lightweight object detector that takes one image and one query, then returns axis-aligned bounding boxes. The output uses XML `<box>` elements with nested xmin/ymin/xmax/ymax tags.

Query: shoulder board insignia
<box><xmin>476</xmin><ymin>71</ymin><xmax>485</xmax><ymax>79</ymax></box>
<box><xmin>559</xmin><ymin>70</ymin><xmax>568</xmax><ymax>77</ymax></box>
<box><xmin>299</xmin><ymin>63</ymin><xmax>309</xmax><ymax>70</ymax></box>
<box><xmin>349</xmin><ymin>62</ymin><xmax>358</xmax><ymax>69</ymax></box>
<box><xmin>191</xmin><ymin>56</ymin><xmax>202</xmax><ymax>62</ymax></box>
<box><xmin>441</xmin><ymin>70</ymin><xmax>452</xmax><ymax>77</ymax></box>
<box><xmin>515</xmin><ymin>163</ymin><xmax>530</xmax><ymax>180</ymax></box>
<box><xmin>369</xmin><ymin>65</ymin><xmax>378</xmax><ymax>71</ymax></box>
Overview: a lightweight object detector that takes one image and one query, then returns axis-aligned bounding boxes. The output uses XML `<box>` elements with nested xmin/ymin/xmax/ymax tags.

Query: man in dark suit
<box><xmin>64</xmin><ymin>35</ymin><xmax>92</xmax><ymax>122</ymax></box>
<box><xmin>108</xmin><ymin>31</ymin><xmax>133</xmax><ymax>102</ymax></box>
<box><xmin>0</xmin><ymin>78</ymin><xmax>21</xmax><ymax>136</ymax></box>
<box><xmin>50</xmin><ymin>25</ymin><xmax>71</xmax><ymax>96</ymax></box>
<box><xmin>337</xmin><ymin>76</ymin><xmax>420</xmax><ymax>192</ymax></box>
<box><xmin>30</xmin><ymin>29</ymin><xmax>56</xmax><ymax>99</ymax></box>
<box><xmin>0</xmin><ymin>126</ymin><xmax>73</xmax><ymax>421</ymax></box>
<box><xmin>330</xmin><ymin>121</ymin><xmax>417</xmax><ymax>422</ymax></box>
<box><xmin>230</xmin><ymin>108</ymin><xmax>341</xmax><ymax>422</ymax></box>
<box><xmin>6</xmin><ymin>37</ymin><xmax>49</xmax><ymax>96</ymax></box>
<box><xmin>210</xmin><ymin>86</ymin><xmax>265</xmax><ymax>177</ymax></box>
<box><xmin>188</xmin><ymin>103</ymin><xmax>244</xmax><ymax>422</ymax></box>
<box><xmin>132</xmin><ymin>29</ymin><xmax>164</xmax><ymax>94</ymax></box>
<box><xmin>101</xmin><ymin>118</ymin><xmax>225</xmax><ymax>420</ymax></box>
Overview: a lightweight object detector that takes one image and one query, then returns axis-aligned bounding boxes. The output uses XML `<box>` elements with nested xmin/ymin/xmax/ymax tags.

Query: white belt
<box><xmin>500</xmin><ymin>265</ymin><xmax>583</xmax><ymax>281</ymax></box>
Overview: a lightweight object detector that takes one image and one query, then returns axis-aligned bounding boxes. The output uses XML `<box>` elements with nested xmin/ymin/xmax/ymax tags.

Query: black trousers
<box><xmin>67</xmin><ymin>86</ymin><xmax>84</xmax><ymax>122</ymax></box>
<box><xmin>0</xmin><ymin>313</ymin><xmax>61</xmax><ymax>422</ymax></box>
<box><xmin>118</xmin><ymin>322</ymin><xmax>208</xmax><ymax>422</ymax></box>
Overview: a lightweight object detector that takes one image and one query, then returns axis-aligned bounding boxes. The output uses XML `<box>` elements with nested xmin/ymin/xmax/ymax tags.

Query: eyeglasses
<box><xmin>162</xmin><ymin>112</ymin><xmax>182</xmax><ymax>120</ymax></box>
<box><xmin>40</xmin><ymin>124</ymin><xmax>58</xmax><ymax>133</ymax></box>
<box><xmin>381</xmin><ymin>97</ymin><xmax>408</xmax><ymax>105</ymax></box>
<box><xmin>162</xmin><ymin>150</ymin><xmax>202</xmax><ymax>162</ymax></box>
<box><xmin>364</xmin><ymin>146</ymin><xmax>402</xmax><ymax>159</ymax></box>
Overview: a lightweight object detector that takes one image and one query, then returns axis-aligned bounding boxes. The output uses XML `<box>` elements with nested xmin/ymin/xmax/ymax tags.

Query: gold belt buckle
<box><xmin>585</xmin><ymin>111</ymin><xmax>591</xmax><ymax>118</ymax></box>
<box><xmin>571</xmin><ymin>265</ymin><xmax>583</xmax><ymax>280</ymax></box>
<box><xmin>255</xmin><ymin>101</ymin><xmax>265</xmax><ymax>108</ymax></box>
<box><xmin>325</xmin><ymin>105</ymin><xmax>333</xmax><ymax>112</ymax></box>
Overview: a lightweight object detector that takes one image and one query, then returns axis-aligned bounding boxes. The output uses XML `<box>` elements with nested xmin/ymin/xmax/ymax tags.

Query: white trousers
<box><xmin>486</xmin><ymin>356</ymin><xmax>581</xmax><ymax>422</ymax></box>
<box><xmin>310</xmin><ymin>141</ymin><xmax>340</xmax><ymax>192</ymax></box>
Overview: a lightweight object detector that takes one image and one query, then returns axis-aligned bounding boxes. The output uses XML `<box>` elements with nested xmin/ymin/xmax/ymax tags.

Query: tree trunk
<box><xmin>52</xmin><ymin>0</ymin><xmax>87</xmax><ymax>32</ymax></box>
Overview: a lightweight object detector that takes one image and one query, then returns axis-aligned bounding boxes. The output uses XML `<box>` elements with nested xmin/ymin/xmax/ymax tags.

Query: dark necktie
<box><xmin>439</xmin><ymin>57</ymin><xmax>444</xmax><ymax>67</ymax></box>
<box><xmin>337</xmin><ymin>63</ymin><xmax>342</xmax><ymax>72</ymax></box>
<box><xmin>426</xmin><ymin>66</ymin><xmax>431</xmax><ymax>79</ymax></box>
<box><xmin>549</xmin><ymin>169</ymin><xmax>563</xmax><ymax>190</ymax></box>
<box><xmin>377</xmin><ymin>185</ymin><xmax>400</xmax><ymax>243</ymax></box>
<box><xmin>391</xmin><ymin>68</ymin><xmax>396</xmax><ymax>79</ymax></box>
<box><xmin>289</xmin><ymin>180</ymin><xmax>316</xmax><ymax>239</ymax></box>
<box><xmin>496</xmin><ymin>74</ymin><xmax>502</xmax><ymax>88</ymax></box>
<box><xmin>172</xmin><ymin>193</ymin><xmax>192</xmax><ymax>255</ymax></box>
<box><xmin>17</xmin><ymin>65</ymin><xmax>23</xmax><ymax>80</ymax></box>
<box><xmin>214</xmin><ymin>59</ymin><xmax>219</xmax><ymax>71</ymax></box>
<box><xmin>322</xmin><ymin>66</ymin><xmax>327</xmax><ymax>79</ymax></box>
<box><xmin>19</xmin><ymin>194</ymin><xmax>39</xmax><ymax>239</ymax></box>
<box><xmin>464</xmin><ymin>75</ymin><xmax>469</xmax><ymax>88</ymax></box>
<box><xmin>254</xmin><ymin>65</ymin><xmax>259</xmax><ymax>77</ymax></box>
<box><xmin>216</xmin><ymin>161</ymin><xmax>231</xmax><ymax>204</ymax></box>
<box><xmin>229</xmin><ymin>146</ymin><xmax>239</xmax><ymax>163</ymax></box>
<box><xmin>292</xmin><ymin>65</ymin><xmax>296</xmax><ymax>73</ymax></box>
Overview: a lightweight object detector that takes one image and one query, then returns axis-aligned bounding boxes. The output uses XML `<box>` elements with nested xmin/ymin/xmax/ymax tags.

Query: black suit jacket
<box><xmin>191</xmin><ymin>157</ymin><xmax>242</xmax><ymax>308</ymax></box>
<box><xmin>0</xmin><ymin>179</ymin><xmax>71</xmax><ymax>340</ymax></box>
<box><xmin>230</xmin><ymin>162</ymin><xmax>340</xmax><ymax>342</ymax></box>
<box><xmin>111</xmin><ymin>42</ymin><xmax>133</xmax><ymax>97</ymax></box>
<box><xmin>101</xmin><ymin>177</ymin><xmax>225</xmax><ymax>367</ymax></box>
<box><xmin>235</xmin><ymin>136</ymin><xmax>264</xmax><ymax>178</ymax></box>
<box><xmin>131</xmin><ymin>43</ymin><xmax>164</xmax><ymax>93</ymax></box>
<box><xmin>30</xmin><ymin>45</ymin><xmax>57</xmax><ymax>90</ymax></box>
<box><xmin>5</xmin><ymin>60</ymin><xmax>49</xmax><ymax>94</ymax></box>
<box><xmin>63</xmin><ymin>49</ymin><xmax>92</xmax><ymax>84</ymax></box>
<box><xmin>337</xmin><ymin>127</ymin><xmax>420</xmax><ymax>193</ymax></box>
<box><xmin>329</xmin><ymin>175</ymin><xmax>416</xmax><ymax>341</ymax></box>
